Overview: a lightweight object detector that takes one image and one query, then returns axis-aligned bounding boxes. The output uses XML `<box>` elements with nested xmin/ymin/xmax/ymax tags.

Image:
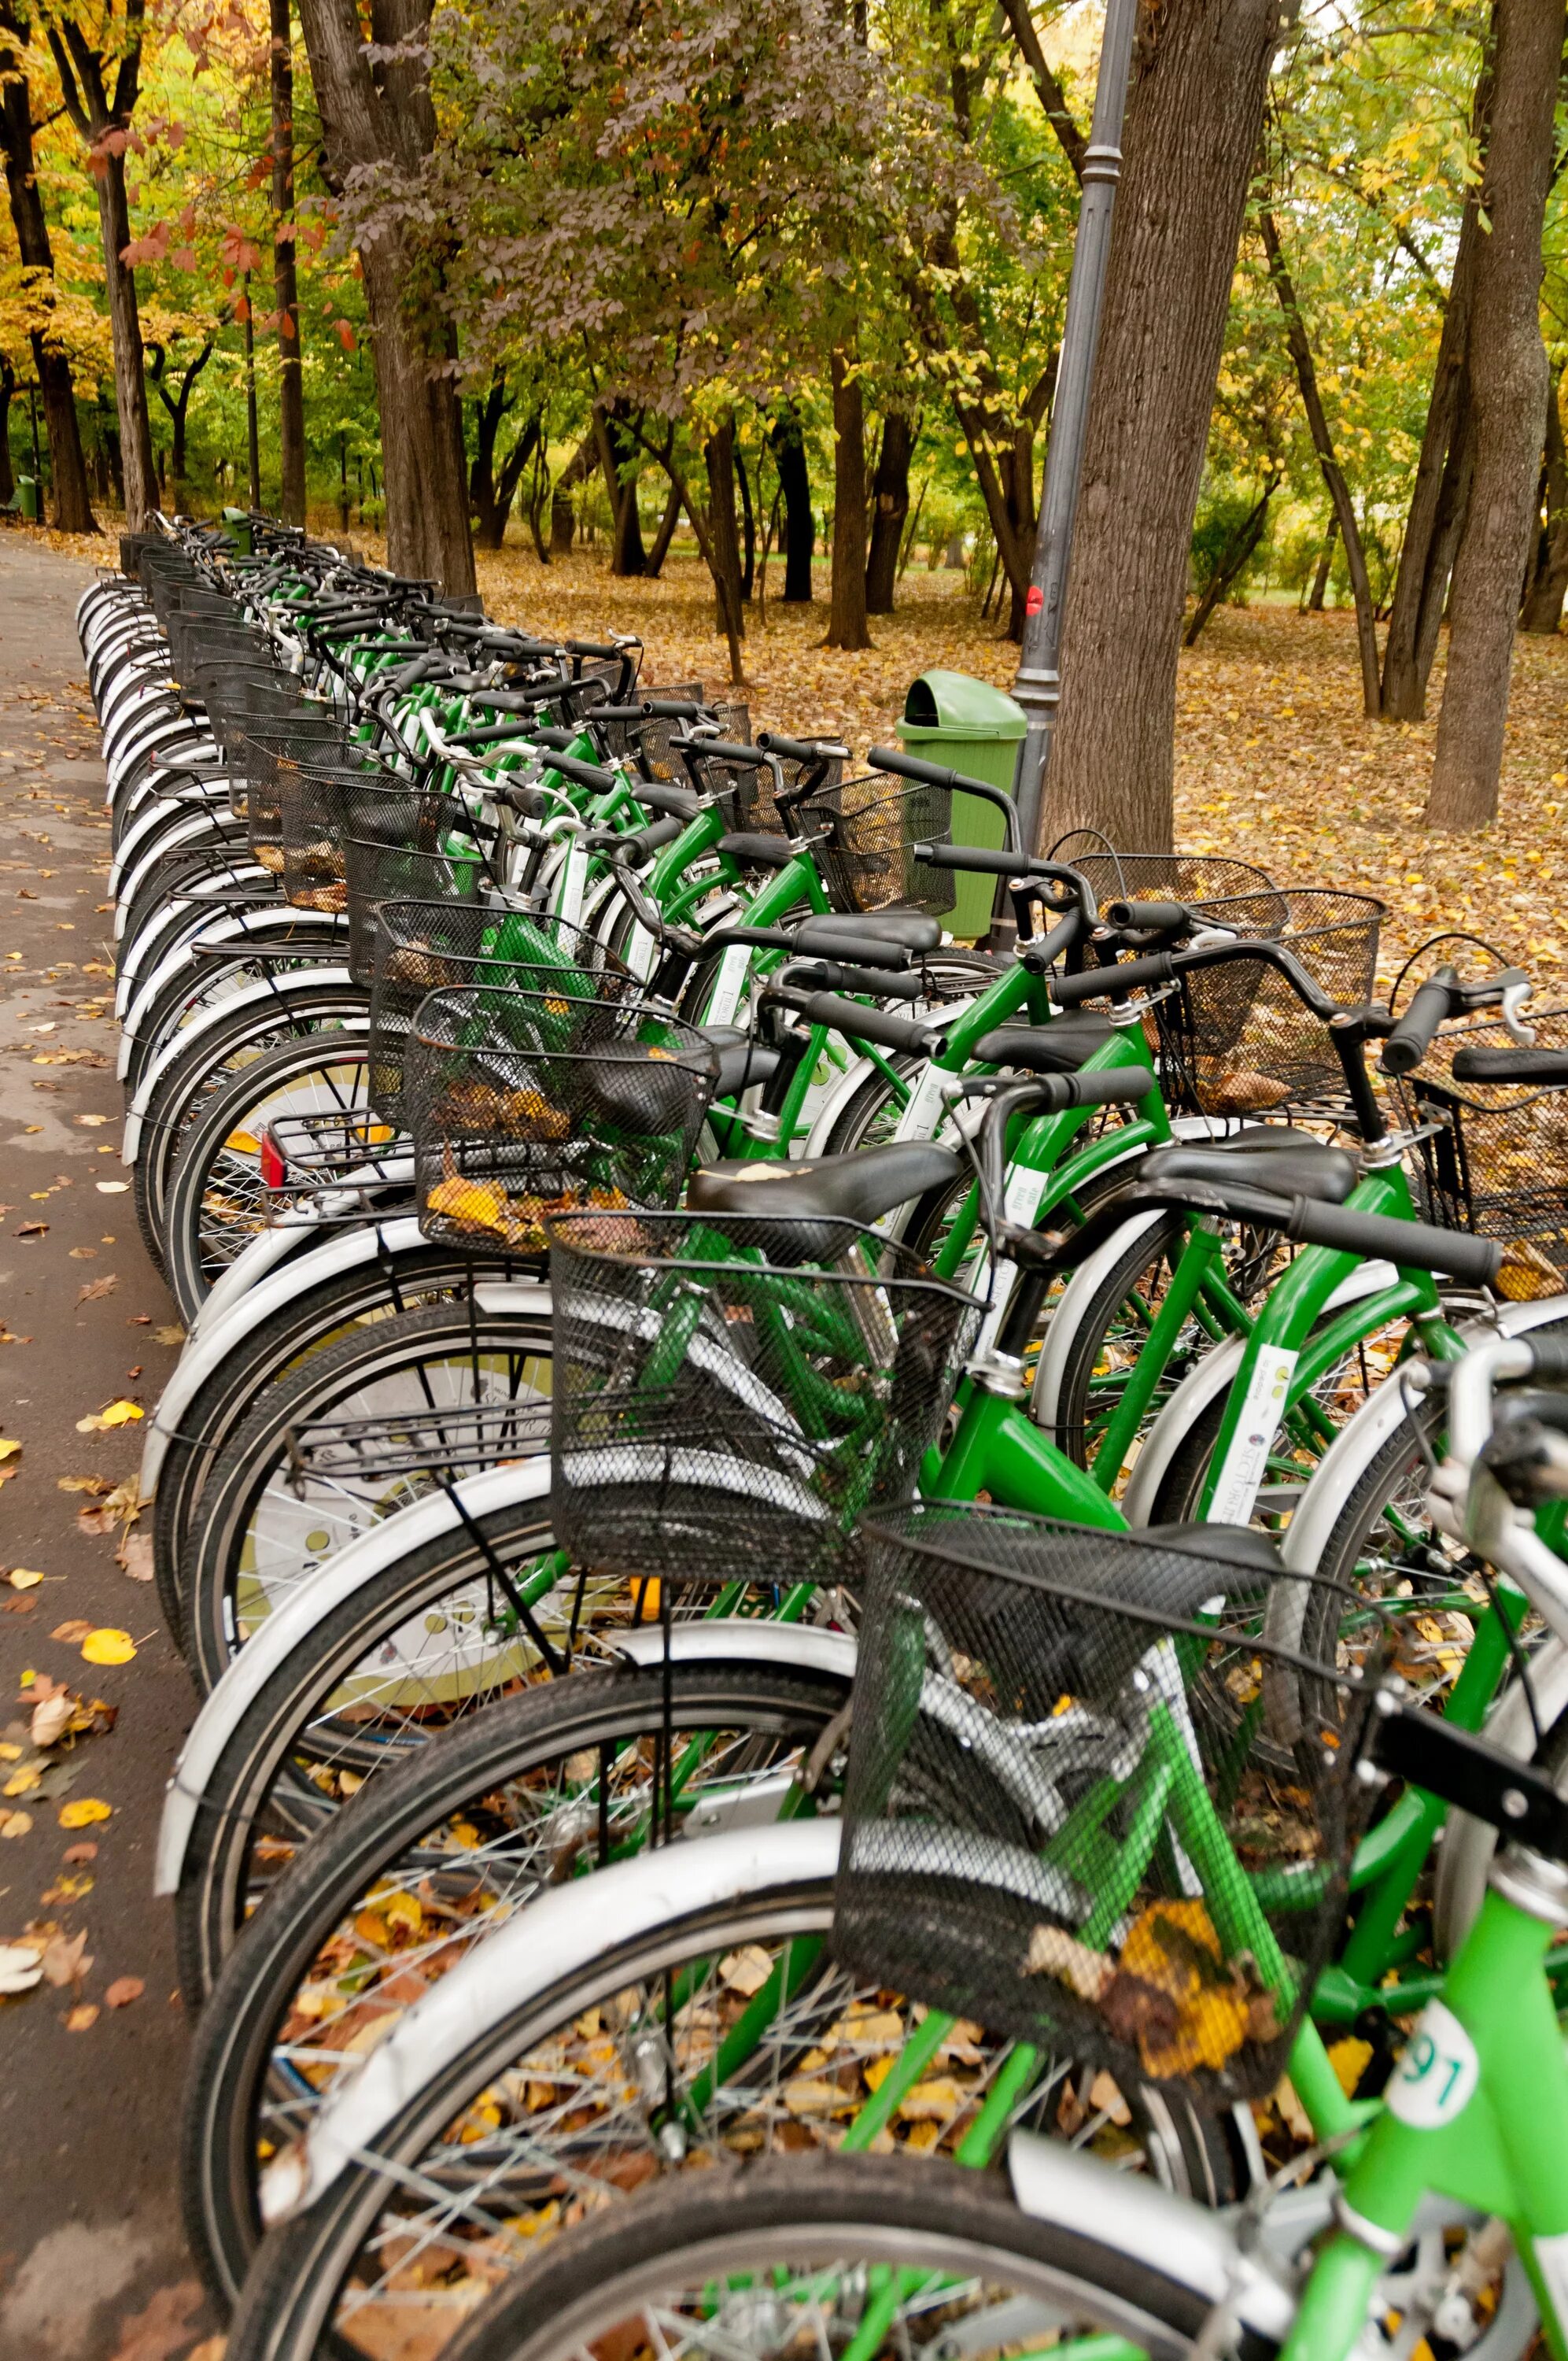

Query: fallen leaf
<box><xmin>118</xmin><ymin>1532</ymin><xmax>154</xmax><ymax>1583</ymax></box>
<box><xmin>153</xmin><ymin>1325</ymin><xmax>185</xmax><ymax>1347</ymax></box>
<box><xmin>68</xmin><ymin>1246</ymin><xmax>98</xmax><ymax>1259</ymax></box>
<box><xmin>65</xmin><ymin>2001</ymin><xmax>98</xmax><ymax>2030</ymax></box>
<box><xmin>50</xmin><ymin>1620</ymin><xmax>94</xmax><ymax>1644</ymax></box>
<box><xmin>40</xmin><ymin>1927</ymin><xmax>91</xmax><ymax>1986</ymax></box>
<box><xmin>15</xmin><ymin>1221</ymin><xmax>47</xmax><ymax>1237</ymax></box>
<box><xmin>95</xmin><ymin>1180</ymin><xmax>129</xmax><ymax>1193</ymax></box>
<box><xmin>58</xmin><ymin>1474</ymin><xmax>111</xmax><ymax>1495</ymax></box>
<box><xmin>0</xmin><ymin>1438</ymin><xmax>21</xmax><ymax>1463</ymax></box>
<box><xmin>0</xmin><ymin>1942</ymin><xmax>43</xmax><ymax>1993</ymax></box>
<box><xmin>81</xmin><ymin>1628</ymin><xmax>135</xmax><ymax>1665</ymax></box>
<box><xmin>75</xmin><ymin>1400</ymin><xmax>144</xmax><ymax>1432</ymax></box>
<box><xmin>63</xmin><ymin>1841</ymin><xmax>98</xmax><ymax>1864</ymax></box>
<box><xmin>76</xmin><ymin>1275</ymin><xmax>118</xmax><ymax>1303</ymax></box>
<box><xmin>7</xmin><ymin>1569</ymin><xmax>44</xmax><ymax>1591</ymax></box>
<box><xmin>0</xmin><ymin>1809</ymin><xmax>32</xmax><ymax>1838</ymax></box>
<box><xmin>29</xmin><ymin>1690</ymin><xmax>75</xmax><ymax>1747</ymax></box>
<box><xmin>105</xmin><ymin>1975</ymin><xmax>144</xmax><ymax>2008</ymax></box>
<box><xmin>74</xmin><ymin>1113</ymin><xmax>110</xmax><ymax>1125</ymax></box>
<box><xmin>105</xmin><ymin>2280</ymin><xmax>205</xmax><ymax>2361</ymax></box>
<box><xmin>58</xmin><ymin>1797</ymin><xmax>111</xmax><ymax>1827</ymax></box>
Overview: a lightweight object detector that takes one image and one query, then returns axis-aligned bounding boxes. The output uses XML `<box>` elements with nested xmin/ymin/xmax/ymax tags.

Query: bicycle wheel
<box><xmin>182</xmin><ymin>1658</ymin><xmax>854</xmax><ymax>2305</ymax></box>
<box><xmin>182</xmin><ymin>1299</ymin><xmax>554</xmax><ymax>1693</ymax></box>
<box><xmin>216</xmin><ymin>1852</ymin><xmax>1238</xmax><ymax>2361</ymax></box>
<box><xmin>161</xmin><ymin>1040</ymin><xmax>394</xmax><ymax>1318</ymax></box>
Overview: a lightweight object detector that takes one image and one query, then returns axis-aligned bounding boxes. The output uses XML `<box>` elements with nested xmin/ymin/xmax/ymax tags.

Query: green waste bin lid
<box><xmin>902</xmin><ymin>670</ymin><xmax>1026</xmax><ymax>738</ymax></box>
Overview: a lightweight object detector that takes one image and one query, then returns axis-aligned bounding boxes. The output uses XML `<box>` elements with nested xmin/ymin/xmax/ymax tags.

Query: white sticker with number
<box><xmin>706</xmin><ymin>943</ymin><xmax>752</xmax><ymax>1029</ymax></box>
<box><xmin>895</xmin><ymin>1063</ymin><xmax>951</xmax><ymax>1143</ymax></box>
<box><xmin>1004</xmin><ymin>1164</ymin><xmax>1050</xmax><ymax>1230</ymax></box>
<box><xmin>1386</xmin><ymin>2000</ymin><xmax>1480</xmax><ymax>2129</ymax></box>
<box><xmin>1205</xmin><ymin>1348</ymin><xmax>1300</xmax><ymax>1525</ymax></box>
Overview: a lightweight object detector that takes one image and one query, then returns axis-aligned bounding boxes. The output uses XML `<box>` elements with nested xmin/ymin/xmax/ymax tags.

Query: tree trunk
<box><xmin>297</xmin><ymin>0</ymin><xmax>474</xmax><ymax>589</ymax></box>
<box><xmin>1259</xmin><ymin>210</ymin><xmax>1382</xmax><ymax>714</ymax></box>
<box><xmin>550</xmin><ymin>429</ymin><xmax>594</xmax><ymax>553</ymax></box>
<box><xmin>0</xmin><ymin>12</ymin><xmax>97</xmax><ymax>530</ymax></box>
<box><xmin>94</xmin><ymin>146</ymin><xmax>157</xmax><ymax>529</ymax></box>
<box><xmin>595</xmin><ymin>399</ymin><xmax>647</xmax><ymax>576</ymax></box>
<box><xmin>271</xmin><ymin>0</ymin><xmax>306</xmax><ymax>525</ymax></box>
<box><xmin>1043</xmin><ymin>0</ymin><xmax>1279</xmax><ymax>852</ymax></box>
<box><xmin>1381</xmin><ymin>42</ymin><xmax>1494</xmax><ymax>719</ymax></box>
<box><xmin>865</xmin><ymin>409</ymin><xmax>913</xmax><ymax>614</ymax></box>
<box><xmin>1520</xmin><ymin>363</ymin><xmax>1568</xmax><ymax>630</ymax></box>
<box><xmin>0</xmin><ymin>356</ymin><xmax>13</xmax><ymax>504</ymax></box>
<box><xmin>645</xmin><ymin>479</ymin><xmax>682</xmax><ymax>577</ymax></box>
<box><xmin>470</xmin><ymin>376</ymin><xmax>508</xmax><ymax>545</ymax></box>
<box><xmin>1306</xmin><ymin>509</ymin><xmax>1337</xmax><ymax>610</ymax></box>
<box><xmin>825</xmin><ymin>349</ymin><xmax>871</xmax><ymax>650</ymax></box>
<box><xmin>770</xmin><ymin>403</ymin><xmax>814</xmax><ymax>600</ymax></box>
<box><xmin>1183</xmin><ymin>478</ymin><xmax>1278</xmax><ymax>645</ymax></box>
<box><xmin>736</xmin><ymin>440</ymin><xmax>755</xmax><ymax>600</ymax></box>
<box><xmin>703</xmin><ymin>414</ymin><xmax>745</xmax><ymax>641</ymax></box>
<box><xmin>1426</xmin><ymin>0</ymin><xmax>1564</xmax><ymax>829</ymax></box>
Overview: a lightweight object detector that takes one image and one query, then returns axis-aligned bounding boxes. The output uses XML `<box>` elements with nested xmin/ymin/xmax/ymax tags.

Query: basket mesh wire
<box><xmin>803</xmin><ymin>771</ymin><xmax>957</xmax><ymax>918</ymax></box>
<box><xmin>276</xmin><ymin>750</ymin><xmax>400</xmax><ymax>912</ymax></box>
<box><xmin>337</xmin><ymin>780</ymin><xmax>486</xmax><ymax>977</ymax></box>
<box><xmin>1055</xmin><ymin>849</ymin><xmax>1276</xmax><ymax>909</ymax></box>
<box><xmin>545</xmin><ymin>1210</ymin><xmax>982</xmax><ymax>1590</ymax></box>
<box><xmin>368</xmin><ymin>907</ymin><xmax>631</xmax><ymax>1121</ymax></box>
<box><xmin>238</xmin><ymin>712</ymin><xmax>371</xmax><ymax>874</ymax></box>
<box><xmin>1389</xmin><ymin>1007</ymin><xmax>1568</xmax><ymax>1290</ymax></box>
<box><xmin>835</xmin><ymin>1502</ymin><xmax>1383</xmax><ymax>2107</ymax></box>
<box><xmin>407</xmin><ymin>985</ymin><xmax>717</xmax><ymax>1258</ymax></box>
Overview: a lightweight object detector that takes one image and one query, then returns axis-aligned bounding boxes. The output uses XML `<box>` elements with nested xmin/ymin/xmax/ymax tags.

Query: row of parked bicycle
<box><xmin>84</xmin><ymin>513</ymin><xmax>1568</xmax><ymax>2361</ymax></box>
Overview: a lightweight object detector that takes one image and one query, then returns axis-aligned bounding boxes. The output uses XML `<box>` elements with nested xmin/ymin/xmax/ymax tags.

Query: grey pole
<box><xmin>1009</xmin><ymin>0</ymin><xmax>1142</xmax><ymax>868</ymax></box>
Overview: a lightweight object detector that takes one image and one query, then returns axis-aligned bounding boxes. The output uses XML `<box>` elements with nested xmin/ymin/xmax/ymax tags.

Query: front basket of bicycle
<box><xmin>834</xmin><ymin>1502</ymin><xmax>1386</xmax><ymax>2108</ymax></box>
<box><xmin>803</xmin><ymin>770</ymin><xmax>957</xmax><ymax>919</ymax></box>
<box><xmin>545</xmin><ymin>1210</ymin><xmax>983</xmax><ymax>1593</ymax></box>
<box><xmin>342</xmin><ymin>785</ymin><xmax>491</xmax><ymax>988</ymax></box>
<box><xmin>1389</xmin><ymin>1007</ymin><xmax>1568</xmax><ymax>1294</ymax></box>
<box><xmin>407</xmin><ymin>986</ymin><xmax>718</xmax><ymax>1258</ymax></box>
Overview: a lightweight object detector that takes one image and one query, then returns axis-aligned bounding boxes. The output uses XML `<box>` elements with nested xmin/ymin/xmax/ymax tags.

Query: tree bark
<box><xmin>1426</xmin><ymin>0</ymin><xmax>1564</xmax><ymax>829</ymax></box>
<box><xmin>1306</xmin><ymin>510</ymin><xmax>1337</xmax><ymax>610</ymax></box>
<box><xmin>770</xmin><ymin>403</ymin><xmax>814</xmax><ymax>600</ymax></box>
<box><xmin>0</xmin><ymin>354</ymin><xmax>13</xmax><ymax>505</ymax></box>
<box><xmin>271</xmin><ymin>0</ymin><xmax>306</xmax><ymax>525</ymax></box>
<box><xmin>471</xmin><ymin>376</ymin><xmax>541</xmax><ymax>549</ymax></box>
<box><xmin>645</xmin><ymin>478</ymin><xmax>682</xmax><ymax>576</ymax></box>
<box><xmin>1381</xmin><ymin>42</ymin><xmax>1493</xmax><ymax>719</ymax></box>
<box><xmin>1520</xmin><ymin>363</ymin><xmax>1568</xmax><ymax>630</ymax></box>
<box><xmin>825</xmin><ymin>349</ymin><xmax>871</xmax><ymax>649</ymax></box>
<box><xmin>1259</xmin><ymin>209</ymin><xmax>1382</xmax><ymax>715</ymax></box>
<box><xmin>736</xmin><ymin>439</ymin><xmax>755</xmax><ymax>600</ymax></box>
<box><xmin>0</xmin><ymin>2</ymin><xmax>97</xmax><ymax>530</ymax></box>
<box><xmin>865</xmin><ymin>408</ymin><xmax>913</xmax><ymax>614</ymax></box>
<box><xmin>296</xmin><ymin>0</ymin><xmax>474</xmax><ymax>589</ymax></box>
<box><xmin>549</xmin><ymin>428</ymin><xmax>593</xmax><ymax>553</ymax></box>
<box><xmin>703</xmin><ymin>414</ymin><xmax>745</xmax><ymax>641</ymax></box>
<box><xmin>94</xmin><ymin>146</ymin><xmax>157</xmax><ymax>529</ymax></box>
<box><xmin>594</xmin><ymin>397</ymin><xmax>647</xmax><ymax>575</ymax></box>
<box><xmin>148</xmin><ymin>339</ymin><xmax>213</xmax><ymax>501</ymax></box>
<box><xmin>1043</xmin><ymin>0</ymin><xmax>1280</xmax><ymax>852</ymax></box>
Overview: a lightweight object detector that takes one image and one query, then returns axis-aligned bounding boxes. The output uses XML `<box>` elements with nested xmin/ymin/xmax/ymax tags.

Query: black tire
<box><xmin>171</xmin><ymin>1487</ymin><xmax>561</xmax><ymax>2003</ymax></box>
<box><xmin>182</xmin><ymin>1659</ymin><xmax>854</xmax><ymax>2307</ymax></box>
<box><xmin>160</xmin><ymin>1040</ymin><xmax>390</xmax><ymax>1320</ymax></box>
<box><xmin>182</xmin><ymin>1299</ymin><xmax>555</xmax><ymax>1694</ymax></box>
<box><xmin>131</xmin><ymin>983</ymin><xmax>367</xmax><ymax>1269</ymax></box>
<box><xmin>149</xmin><ymin>1243</ymin><xmax>525</xmax><ymax>1653</ymax></box>
<box><xmin>433</xmin><ymin>2155</ymin><xmax>1235</xmax><ymax>2361</ymax></box>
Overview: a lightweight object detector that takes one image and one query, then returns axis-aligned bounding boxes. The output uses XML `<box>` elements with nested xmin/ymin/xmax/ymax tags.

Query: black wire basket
<box><xmin>406</xmin><ymin>985</ymin><xmax>718</xmax><ymax>1258</ymax></box>
<box><xmin>1389</xmin><ymin>1007</ymin><xmax>1568</xmax><ymax>1292</ymax></box>
<box><xmin>367</xmin><ymin>907</ymin><xmax>633</xmax><ymax>1123</ymax></box>
<box><xmin>338</xmin><ymin>779</ymin><xmax>490</xmax><ymax>983</ymax></box>
<box><xmin>1051</xmin><ymin>846</ymin><xmax>1276</xmax><ymax>910</ymax></box>
<box><xmin>834</xmin><ymin>1501</ymin><xmax>1386</xmax><ymax>2109</ymax></box>
<box><xmin>187</xmin><ymin>663</ymin><xmax>310</xmax><ymax>818</ymax></box>
<box><xmin>238</xmin><ymin>712</ymin><xmax>371</xmax><ymax>876</ymax></box>
<box><xmin>802</xmin><ymin>770</ymin><xmax>957</xmax><ymax>918</ymax></box>
<box><xmin>276</xmin><ymin>749</ymin><xmax>404</xmax><ymax>913</ymax></box>
<box><xmin>544</xmin><ymin>1210</ymin><xmax>983</xmax><ymax>1591</ymax></box>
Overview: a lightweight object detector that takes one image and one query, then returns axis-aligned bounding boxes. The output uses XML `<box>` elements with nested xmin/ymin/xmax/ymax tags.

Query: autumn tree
<box><xmin>270</xmin><ymin>0</ymin><xmax>304</xmax><ymax>523</ymax></box>
<box><xmin>0</xmin><ymin>0</ymin><xmax>96</xmax><ymax>527</ymax></box>
<box><xmin>45</xmin><ymin>0</ymin><xmax>158</xmax><ymax>528</ymax></box>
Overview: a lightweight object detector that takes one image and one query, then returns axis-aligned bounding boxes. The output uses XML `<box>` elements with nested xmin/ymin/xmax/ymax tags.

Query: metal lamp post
<box><xmin>1009</xmin><ymin>0</ymin><xmax>1142</xmax><ymax>867</ymax></box>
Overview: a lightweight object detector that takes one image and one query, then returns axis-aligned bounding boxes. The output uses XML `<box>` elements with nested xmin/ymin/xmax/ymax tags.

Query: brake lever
<box><xmin>1502</xmin><ymin>977</ymin><xmax>1537</xmax><ymax>1046</ymax></box>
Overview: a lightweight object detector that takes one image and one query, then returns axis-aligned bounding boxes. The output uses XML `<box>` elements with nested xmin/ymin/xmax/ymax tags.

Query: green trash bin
<box><xmin>895</xmin><ymin>670</ymin><xmax>1026</xmax><ymax>940</ymax></box>
<box><xmin>222</xmin><ymin>505</ymin><xmax>253</xmax><ymax>556</ymax></box>
<box><xmin>15</xmin><ymin>476</ymin><xmax>39</xmax><ymax>522</ymax></box>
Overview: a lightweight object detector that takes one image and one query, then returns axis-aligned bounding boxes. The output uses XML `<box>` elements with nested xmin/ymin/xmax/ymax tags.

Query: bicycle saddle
<box><xmin>974</xmin><ymin>1015</ymin><xmax>1120</xmax><ymax>1073</ymax></box>
<box><xmin>694</xmin><ymin>1024</ymin><xmax>784</xmax><ymax>1097</ymax></box>
<box><xmin>1452</xmin><ymin>1044</ymin><xmax>1568</xmax><ymax>1086</ymax></box>
<box><xmin>716</xmin><ymin>831</ymin><xmax>796</xmax><ymax>871</ymax></box>
<box><xmin>1140</xmin><ymin>1132</ymin><xmax>1358</xmax><ymax>1205</ymax></box>
<box><xmin>687</xmin><ymin>1140</ymin><xmax>961</xmax><ymax>1263</ymax></box>
<box><xmin>796</xmin><ymin>911</ymin><xmax>943</xmax><ymax>957</ymax></box>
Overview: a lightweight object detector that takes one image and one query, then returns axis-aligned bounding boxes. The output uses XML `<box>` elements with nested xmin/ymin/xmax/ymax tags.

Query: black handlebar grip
<box><xmin>1526</xmin><ymin>1334</ymin><xmax>1568</xmax><ymax>1385</ymax></box>
<box><xmin>916</xmin><ymin>842</ymin><xmax>1019</xmax><ymax>877</ymax></box>
<box><xmin>564</xmin><ymin>639</ymin><xmax>622</xmax><ymax>660</ymax></box>
<box><xmin>795</xmin><ymin>991</ymin><xmax>947</xmax><ymax>1059</ymax></box>
<box><xmin>1050</xmin><ymin>951</ymin><xmax>1176</xmax><ymax>1007</ymax></box>
<box><xmin>788</xmin><ymin>962</ymin><xmax>924</xmax><ymax>1002</ymax></box>
<box><xmin>684</xmin><ymin>737</ymin><xmax>768</xmax><ymax>768</ymax></box>
<box><xmin>540</xmin><ymin>750</ymin><xmax>619</xmax><ymax>794</ymax></box>
<box><xmin>528</xmin><ymin>725</ymin><xmax>583</xmax><ymax>752</ymax></box>
<box><xmin>641</xmin><ymin>698</ymin><xmax>707</xmax><ymax>719</ymax></box>
<box><xmin>756</xmin><ymin>730</ymin><xmax>850</xmax><ymax>764</ymax></box>
<box><xmin>1282</xmin><ymin>1196</ymin><xmax>1501</xmax><ymax>1287</ymax></box>
<box><xmin>1039</xmin><ymin>1067</ymin><xmax>1157</xmax><ymax>1110</ymax></box>
<box><xmin>1381</xmin><ymin>968</ymin><xmax>1459</xmax><ymax>1077</ymax></box>
<box><xmin>1103</xmin><ymin>899</ymin><xmax>1192</xmax><ymax>933</ymax></box>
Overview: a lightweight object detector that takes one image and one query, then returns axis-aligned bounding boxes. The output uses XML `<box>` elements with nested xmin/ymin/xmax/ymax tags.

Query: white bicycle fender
<box><xmin>122</xmin><ymin>978</ymin><xmax>361</xmax><ymax>1162</ymax></box>
<box><xmin>612</xmin><ymin>1619</ymin><xmax>858</xmax><ymax>1681</ymax></box>
<box><xmin>268</xmin><ymin>1818</ymin><xmax>842</xmax><ymax>2219</ymax></box>
<box><xmin>154</xmin><ymin>1460</ymin><xmax>554</xmax><ymax>1897</ymax></box>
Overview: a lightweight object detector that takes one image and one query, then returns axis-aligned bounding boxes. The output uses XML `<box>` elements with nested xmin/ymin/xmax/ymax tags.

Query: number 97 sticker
<box><xmin>1386</xmin><ymin>1999</ymin><xmax>1481</xmax><ymax>2129</ymax></box>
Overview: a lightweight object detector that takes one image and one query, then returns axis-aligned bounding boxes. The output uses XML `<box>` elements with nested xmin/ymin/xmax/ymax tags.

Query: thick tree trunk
<box><xmin>645</xmin><ymin>480</ymin><xmax>682</xmax><ymax>577</ymax></box>
<box><xmin>865</xmin><ymin>409</ymin><xmax>912</xmax><ymax>614</ymax></box>
<box><xmin>770</xmin><ymin>404</ymin><xmax>814</xmax><ymax>600</ymax></box>
<box><xmin>1381</xmin><ymin>46</ymin><xmax>1493</xmax><ymax>719</ymax></box>
<box><xmin>595</xmin><ymin>399</ymin><xmax>647</xmax><ymax>576</ymax></box>
<box><xmin>1520</xmin><ymin>364</ymin><xmax>1568</xmax><ymax>630</ymax></box>
<box><xmin>1306</xmin><ymin>510</ymin><xmax>1337</xmax><ymax>610</ymax></box>
<box><xmin>297</xmin><ymin>0</ymin><xmax>474</xmax><ymax>589</ymax></box>
<box><xmin>736</xmin><ymin>440</ymin><xmax>755</xmax><ymax>600</ymax></box>
<box><xmin>1260</xmin><ymin>210</ymin><xmax>1382</xmax><ymax>714</ymax></box>
<box><xmin>0</xmin><ymin>14</ymin><xmax>97</xmax><ymax>530</ymax></box>
<box><xmin>271</xmin><ymin>0</ymin><xmax>306</xmax><ymax>525</ymax></box>
<box><xmin>94</xmin><ymin>149</ymin><xmax>157</xmax><ymax>529</ymax></box>
<box><xmin>825</xmin><ymin>349</ymin><xmax>871</xmax><ymax>650</ymax></box>
<box><xmin>703</xmin><ymin>415</ymin><xmax>745</xmax><ymax>641</ymax></box>
<box><xmin>1426</xmin><ymin>0</ymin><xmax>1564</xmax><ymax>829</ymax></box>
<box><xmin>1043</xmin><ymin>0</ymin><xmax>1278</xmax><ymax>852</ymax></box>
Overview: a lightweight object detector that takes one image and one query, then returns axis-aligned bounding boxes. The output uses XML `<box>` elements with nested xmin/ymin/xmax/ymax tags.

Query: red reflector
<box><xmin>260</xmin><ymin>1129</ymin><xmax>287</xmax><ymax>1191</ymax></box>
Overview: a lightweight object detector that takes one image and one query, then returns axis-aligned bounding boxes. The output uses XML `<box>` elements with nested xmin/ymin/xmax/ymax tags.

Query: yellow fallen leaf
<box><xmin>58</xmin><ymin>1797</ymin><xmax>113</xmax><ymax>1828</ymax></box>
<box><xmin>0</xmin><ymin>1439</ymin><xmax>21</xmax><ymax>1463</ymax></box>
<box><xmin>1328</xmin><ymin>2037</ymin><xmax>1374</xmax><ymax>2098</ymax></box>
<box><xmin>3</xmin><ymin>1768</ymin><xmax>40</xmax><ymax>1797</ymax></box>
<box><xmin>80</xmin><ymin>1628</ymin><xmax>135</xmax><ymax>1665</ymax></box>
<box><xmin>75</xmin><ymin>1400</ymin><xmax>144</xmax><ymax>1432</ymax></box>
<box><xmin>223</xmin><ymin>1131</ymin><xmax>262</xmax><ymax>1155</ymax></box>
<box><xmin>0</xmin><ymin>1809</ymin><xmax>32</xmax><ymax>1838</ymax></box>
<box><xmin>7</xmin><ymin>1568</ymin><xmax>44</xmax><ymax>1591</ymax></box>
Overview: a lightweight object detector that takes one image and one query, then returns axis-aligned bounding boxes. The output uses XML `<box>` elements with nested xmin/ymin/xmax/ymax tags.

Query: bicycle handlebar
<box><xmin>756</xmin><ymin>730</ymin><xmax>851</xmax><ymax>766</ymax></box>
<box><xmin>768</xmin><ymin>985</ymin><xmax>948</xmax><ymax>1059</ymax></box>
<box><xmin>1050</xmin><ymin>934</ymin><xmax>1343</xmax><ymax>1024</ymax></box>
<box><xmin>1381</xmin><ymin>967</ymin><xmax>1459</xmax><ymax>1077</ymax></box>
<box><xmin>869</xmin><ymin>745</ymin><xmax>1019</xmax><ymax>853</ymax></box>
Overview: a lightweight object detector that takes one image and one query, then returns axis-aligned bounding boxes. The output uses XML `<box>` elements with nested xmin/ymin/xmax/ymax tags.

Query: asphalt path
<box><xmin>0</xmin><ymin>530</ymin><xmax>219</xmax><ymax>2361</ymax></box>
